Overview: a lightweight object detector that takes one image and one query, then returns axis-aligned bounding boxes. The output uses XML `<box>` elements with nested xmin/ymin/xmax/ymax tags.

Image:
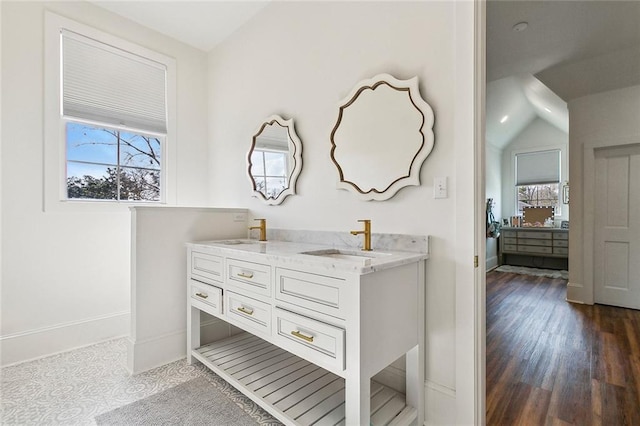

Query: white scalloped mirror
<box><xmin>247</xmin><ymin>115</ymin><xmax>303</xmax><ymax>205</ymax></box>
<box><xmin>330</xmin><ymin>74</ymin><xmax>435</xmax><ymax>201</ymax></box>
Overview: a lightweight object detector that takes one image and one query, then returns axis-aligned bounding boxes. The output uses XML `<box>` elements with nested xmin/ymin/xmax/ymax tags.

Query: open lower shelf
<box><xmin>192</xmin><ymin>332</ymin><xmax>416</xmax><ymax>426</ymax></box>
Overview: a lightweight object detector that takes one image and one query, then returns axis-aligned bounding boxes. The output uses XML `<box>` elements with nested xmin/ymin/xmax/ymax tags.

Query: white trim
<box><xmin>424</xmin><ymin>379</ymin><xmax>457</xmax><ymax>426</ymax></box>
<box><xmin>425</xmin><ymin>379</ymin><xmax>456</xmax><ymax>398</ymax></box>
<box><xmin>126</xmin><ymin>318</ymin><xmax>230</xmax><ymax>374</ymax></box>
<box><xmin>44</xmin><ymin>11</ymin><xmax>177</xmax><ymax>212</ymax></box>
<box><xmin>582</xmin><ymin>136</ymin><xmax>640</xmax><ymax>306</ymax></box>
<box><xmin>0</xmin><ymin>311</ymin><xmax>129</xmax><ymax>367</ymax></box>
<box><xmin>486</xmin><ymin>256</ymin><xmax>499</xmax><ymax>271</ymax></box>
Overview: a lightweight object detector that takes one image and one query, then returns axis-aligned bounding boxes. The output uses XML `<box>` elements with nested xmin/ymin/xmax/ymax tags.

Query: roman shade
<box><xmin>516</xmin><ymin>150</ymin><xmax>560</xmax><ymax>185</ymax></box>
<box><xmin>62</xmin><ymin>30</ymin><xmax>167</xmax><ymax>134</ymax></box>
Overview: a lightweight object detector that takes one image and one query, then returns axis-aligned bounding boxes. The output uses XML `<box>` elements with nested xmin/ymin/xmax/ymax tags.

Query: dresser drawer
<box><xmin>191</xmin><ymin>251</ymin><xmax>223</xmax><ymax>284</ymax></box>
<box><xmin>553</xmin><ymin>240</ymin><xmax>568</xmax><ymax>248</ymax></box>
<box><xmin>274</xmin><ymin>307</ymin><xmax>345</xmax><ymax>372</ymax></box>
<box><xmin>503</xmin><ymin>244</ymin><xmax>518</xmax><ymax>252</ymax></box>
<box><xmin>502</xmin><ymin>230</ymin><xmax>517</xmax><ymax>238</ymax></box>
<box><xmin>517</xmin><ymin>231</ymin><xmax>552</xmax><ymax>239</ymax></box>
<box><xmin>518</xmin><ymin>245</ymin><xmax>553</xmax><ymax>254</ymax></box>
<box><xmin>554</xmin><ymin>247</ymin><xmax>569</xmax><ymax>255</ymax></box>
<box><xmin>554</xmin><ymin>232</ymin><xmax>569</xmax><ymax>240</ymax></box>
<box><xmin>227</xmin><ymin>258</ymin><xmax>271</xmax><ymax>297</ymax></box>
<box><xmin>518</xmin><ymin>238</ymin><xmax>552</xmax><ymax>247</ymax></box>
<box><xmin>226</xmin><ymin>291</ymin><xmax>271</xmax><ymax>336</ymax></box>
<box><xmin>503</xmin><ymin>237</ymin><xmax>517</xmax><ymax>245</ymax></box>
<box><xmin>275</xmin><ymin>268</ymin><xmax>346</xmax><ymax>319</ymax></box>
<box><xmin>190</xmin><ymin>279</ymin><xmax>223</xmax><ymax>316</ymax></box>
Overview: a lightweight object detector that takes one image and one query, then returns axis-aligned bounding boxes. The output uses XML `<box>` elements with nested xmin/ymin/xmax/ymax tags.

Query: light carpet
<box><xmin>495</xmin><ymin>265</ymin><xmax>568</xmax><ymax>280</ymax></box>
<box><xmin>95</xmin><ymin>376</ymin><xmax>276</xmax><ymax>426</ymax></box>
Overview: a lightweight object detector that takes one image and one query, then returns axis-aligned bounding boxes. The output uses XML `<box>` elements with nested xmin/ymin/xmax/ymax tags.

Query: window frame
<box><xmin>44</xmin><ymin>12</ymin><xmax>177</xmax><ymax>211</ymax></box>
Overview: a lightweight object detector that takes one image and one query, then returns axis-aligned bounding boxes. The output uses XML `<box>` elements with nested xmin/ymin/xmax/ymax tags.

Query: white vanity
<box><xmin>186</xmin><ymin>238</ymin><xmax>427</xmax><ymax>426</ymax></box>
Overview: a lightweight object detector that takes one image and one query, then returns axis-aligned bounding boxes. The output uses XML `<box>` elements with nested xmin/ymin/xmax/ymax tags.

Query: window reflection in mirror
<box><xmin>247</xmin><ymin>116</ymin><xmax>302</xmax><ymax>205</ymax></box>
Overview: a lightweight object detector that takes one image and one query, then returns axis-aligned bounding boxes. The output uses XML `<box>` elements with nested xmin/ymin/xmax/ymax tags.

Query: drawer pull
<box><xmin>195</xmin><ymin>292</ymin><xmax>208</xmax><ymax>299</ymax></box>
<box><xmin>237</xmin><ymin>306</ymin><xmax>254</xmax><ymax>316</ymax></box>
<box><xmin>291</xmin><ymin>330</ymin><xmax>314</xmax><ymax>343</ymax></box>
<box><xmin>237</xmin><ymin>272</ymin><xmax>254</xmax><ymax>279</ymax></box>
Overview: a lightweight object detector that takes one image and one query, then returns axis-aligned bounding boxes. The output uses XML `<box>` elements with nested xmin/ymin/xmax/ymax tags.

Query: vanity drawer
<box><xmin>191</xmin><ymin>251</ymin><xmax>224</xmax><ymax>284</ymax></box>
<box><xmin>503</xmin><ymin>244</ymin><xmax>518</xmax><ymax>252</ymax></box>
<box><xmin>503</xmin><ymin>237</ymin><xmax>517</xmax><ymax>245</ymax></box>
<box><xmin>227</xmin><ymin>258</ymin><xmax>271</xmax><ymax>297</ymax></box>
<box><xmin>190</xmin><ymin>279</ymin><xmax>223</xmax><ymax>317</ymax></box>
<box><xmin>503</xmin><ymin>230</ymin><xmax>517</xmax><ymax>238</ymax></box>
<box><xmin>274</xmin><ymin>307</ymin><xmax>345</xmax><ymax>372</ymax></box>
<box><xmin>518</xmin><ymin>238</ymin><xmax>552</xmax><ymax>247</ymax></box>
<box><xmin>518</xmin><ymin>245</ymin><xmax>552</xmax><ymax>255</ymax></box>
<box><xmin>226</xmin><ymin>291</ymin><xmax>271</xmax><ymax>336</ymax></box>
<box><xmin>554</xmin><ymin>232</ymin><xmax>569</xmax><ymax>240</ymax></box>
<box><xmin>554</xmin><ymin>247</ymin><xmax>569</xmax><ymax>255</ymax></box>
<box><xmin>517</xmin><ymin>231</ymin><xmax>552</xmax><ymax>239</ymax></box>
<box><xmin>275</xmin><ymin>268</ymin><xmax>346</xmax><ymax>320</ymax></box>
<box><xmin>553</xmin><ymin>240</ymin><xmax>569</xmax><ymax>248</ymax></box>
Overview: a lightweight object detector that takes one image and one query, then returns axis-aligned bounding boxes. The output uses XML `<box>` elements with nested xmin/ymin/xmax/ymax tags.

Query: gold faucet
<box><xmin>350</xmin><ymin>219</ymin><xmax>372</xmax><ymax>251</ymax></box>
<box><xmin>249</xmin><ymin>218</ymin><xmax>267</xmax><ymax>241</ymax></box>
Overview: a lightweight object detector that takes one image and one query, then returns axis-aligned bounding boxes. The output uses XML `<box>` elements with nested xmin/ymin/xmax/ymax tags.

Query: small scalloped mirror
<box><xmin>330</xmin><ymin>73</ymin><xmax>435</xmax><ymax>201</ymax></box>
<box><xmin>247</xmin><ymin>115</ymin><xmax>303</xmax><ymax>205</ymax></box>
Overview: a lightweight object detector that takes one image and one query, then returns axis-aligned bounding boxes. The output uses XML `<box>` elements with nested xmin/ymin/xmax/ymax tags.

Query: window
<box><xmin>60</xmin><ymin>30</ymin><xmax>167</xmax><ymax>202</ymax></box>
<box><xmin>45</xmin><ymin>12</ymin><xmax>176</xmax><ymax>210</ymax></box>
<box><xmin>515</xmin><ymin>150</ymin><xmax>561</xmax><ymax>215</ymax></box>
<box><xmin>66</xmin><ymin>122</ymin><xmax>161</xmax><ymax>201</ymax></box>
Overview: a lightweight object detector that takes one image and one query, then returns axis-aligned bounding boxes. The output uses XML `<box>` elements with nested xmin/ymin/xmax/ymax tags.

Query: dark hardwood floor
<box><xmin>486</xmin><ymin>270</ymin><xmax>640</xmax><ymax>425</ymax></box>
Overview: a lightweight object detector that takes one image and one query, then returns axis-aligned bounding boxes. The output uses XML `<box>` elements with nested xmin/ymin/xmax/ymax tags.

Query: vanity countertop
<box><xmin>187</xmin><ymin>239</ymin><xmax>428</xmax><ymax>274</ymax></box>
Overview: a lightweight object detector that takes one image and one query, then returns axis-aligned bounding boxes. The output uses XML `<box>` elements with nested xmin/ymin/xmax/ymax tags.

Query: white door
<box><xmin>594</xmin><ymin>144</ymin><xmax>640</xmax><ymax>309</ymax></box>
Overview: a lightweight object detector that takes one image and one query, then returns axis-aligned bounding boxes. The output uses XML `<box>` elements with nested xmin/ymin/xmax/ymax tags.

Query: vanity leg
<box><xmin>345</xmin><ymin>374</ymin><xmax>370</xmax><ymax>426</ymax></box>
<box><xmin>186</xmin><ymin>306</ymin><xmax>200</xmax><ymax>364</ymax></box>
<box><xmin>406</xmin><ymin>345</ymin><xmax>424</xmax><ymax>425</ymax></box>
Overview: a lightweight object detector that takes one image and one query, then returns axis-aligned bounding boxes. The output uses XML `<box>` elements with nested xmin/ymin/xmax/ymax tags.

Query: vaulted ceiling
<box><xmin>486</xmin><ymin>0</ymin><xmax>640</xmax><ymax>149</ymax></box>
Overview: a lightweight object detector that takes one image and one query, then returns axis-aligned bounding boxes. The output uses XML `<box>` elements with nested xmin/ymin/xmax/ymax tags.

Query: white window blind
<box><xmin>516</xmin><ymin>150</ymin><xmax>560</xmax><ymax>185</ymax></box>
<box><xmin>62</xmin><ymin>30</ymin><xmax>167</xmax><ymax>134</ymax></box>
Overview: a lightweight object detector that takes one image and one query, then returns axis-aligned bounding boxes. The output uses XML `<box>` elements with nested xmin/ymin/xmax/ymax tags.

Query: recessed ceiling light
<box><xmin>512</xmin><ymin>22</ymin><xmax>528</xmax><ymax>32</ymax></box>
<box><xmin>500</xmin><ymin>115</ymin><xmax>509</xmax><ymax>124</ymax></box>
<box><xmin>544</xmin><ymin>107</ymin><xmax>552</xmax><ymax>113</ymax></box>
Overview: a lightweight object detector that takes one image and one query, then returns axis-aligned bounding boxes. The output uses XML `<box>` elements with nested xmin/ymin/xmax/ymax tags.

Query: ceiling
<box><xmin>90</xmin><ymin>1</ymin><xmax>270</xmax><ymax>52</ymax></box>
<box><xmin>88</xmin><ymin>1</ymin><xmax>639</xmax><ymax>149</ymax></box>
<box><xmin>486</xmin><ymin>0</ymin><xmax>640</xmax><ymax>149</ymax></box>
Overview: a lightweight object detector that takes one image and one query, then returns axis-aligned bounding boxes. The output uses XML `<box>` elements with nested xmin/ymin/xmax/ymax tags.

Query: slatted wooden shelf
<box><xmin>192</xmin><ymin>332</ymin><xmax>416</xmax><ymax>426</ymax></box>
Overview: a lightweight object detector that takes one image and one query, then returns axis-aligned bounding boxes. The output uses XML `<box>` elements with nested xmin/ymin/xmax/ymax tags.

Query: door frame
<box><xmin>583</xmin><ymin>137</ymin><xmax>640</xmax><ymax>305</ymax></box>
<box><xmin>455</xmin><ymin>0</ymin><xmax>486</xmax><ymax>424</ymax></box>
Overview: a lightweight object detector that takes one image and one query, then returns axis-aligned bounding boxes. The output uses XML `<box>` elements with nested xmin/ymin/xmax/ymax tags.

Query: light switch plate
<box><xmin>434</xmin><ymin>176</ymin><xmax>448</xmax><ymax>199</ymax></box>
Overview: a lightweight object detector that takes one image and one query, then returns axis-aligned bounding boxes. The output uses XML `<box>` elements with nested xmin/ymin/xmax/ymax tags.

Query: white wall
<box><xmin>567</xmin><ymin>84</ymin><xmax>640</xmax><ymax>304</ymax></box>
<box><xmin>486</xmin><ymin>144</ymin><xmax>502</xmax><ymax>270</ymax></box>
<box><xmin>128</xmin><ymin>207</ymin><xmax>248</xmax><ymax>374</ymax></box>
<box><xmin>501</xmin><ymin>118</ymin><xmax>569</xmax><ymax>222</ymax></box>
<box><xmin>0</xmin><ymin>1</ymin><xmax>209</xmax><ymax>365</ymax></box>
<box><xmin>205</xmin><ymin>2</ymin><xmax>473</xmax><ymax>423</ymax></box>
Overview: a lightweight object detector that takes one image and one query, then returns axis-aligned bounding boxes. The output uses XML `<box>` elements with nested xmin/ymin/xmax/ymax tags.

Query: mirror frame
<box><xmin>330</xmin><ymin>73</ymin><xmax>435</xmax><ymax>201</ymax></box>
<box><xmin>247</xmin><ymin>115</ymin><xmax>303</xmax><ymax>205</ymax></box>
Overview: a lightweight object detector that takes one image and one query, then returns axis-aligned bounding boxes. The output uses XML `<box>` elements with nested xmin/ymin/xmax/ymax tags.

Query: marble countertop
<box><xmin>187</xmin><ymin>239</ymin><xmax>428</xmax><ymax>274</ymax></box>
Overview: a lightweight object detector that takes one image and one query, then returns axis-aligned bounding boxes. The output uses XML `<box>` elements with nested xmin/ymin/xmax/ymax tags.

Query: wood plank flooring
<box><xmin>486</xmin><ymin>271</ymin><xmax>640</xmax><ymax>425</ymax></box>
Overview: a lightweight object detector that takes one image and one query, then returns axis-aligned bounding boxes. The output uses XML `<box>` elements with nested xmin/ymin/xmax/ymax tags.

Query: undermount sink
<box><xmin>300</xmin><ymin>248</ymin><xmax>391</xmax><ymax>265</ymax></box>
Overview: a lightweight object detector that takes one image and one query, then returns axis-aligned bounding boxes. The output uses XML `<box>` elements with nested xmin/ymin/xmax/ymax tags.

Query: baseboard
<box><xmin>566</xmin><ymin>281</ymin><xmax>585</xmax><ymax>304</ymax></box>
<box><xmin>486</xmin><ymin>256</ymin><xmax>498</xmax><ymax>271</ymax></box>
<box><xmin>424</xmin><ymin>379</ymin><xmax>456</xmax><ymax>426</ymax></box>
<box><xmin>127</xmin><ymin>317</ymin><xmax>230</xmax><ymax>375</ymax></box>
<box><xmin>0</xmin><ymin>311</ymin><xmax>129</xmax><ymax>367</ymax></box>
